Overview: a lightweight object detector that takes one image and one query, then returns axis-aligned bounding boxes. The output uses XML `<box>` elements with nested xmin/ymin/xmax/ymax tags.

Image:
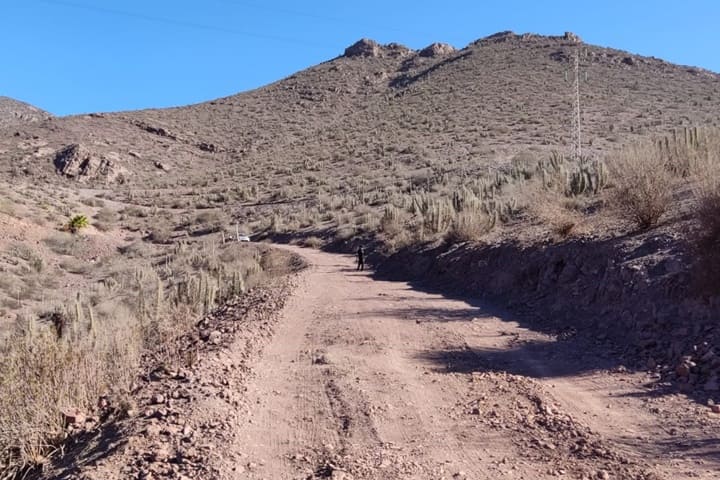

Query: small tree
<box><xmin>67</xmin><ymin>215</ymin><xmax>89</xmax><ymax>234</ymax></box>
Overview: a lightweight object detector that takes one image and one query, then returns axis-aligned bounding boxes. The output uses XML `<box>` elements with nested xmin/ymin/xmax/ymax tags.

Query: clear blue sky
<box><xmin>3</xmin><ymin>0</ymin><xmax>719</xmax><ymax>116</ymax></box>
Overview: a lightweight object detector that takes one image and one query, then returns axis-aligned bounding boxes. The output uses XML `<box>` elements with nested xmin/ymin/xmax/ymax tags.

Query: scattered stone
<box><xmin>197</xmin><ymin>142</ymin><xmax>218</xmax><ymax>153</ymax></box>
<box><xmin>208</xmin><ymin>330</ymin><xmax>222</xmax><ymax>344</ymax></box>
<box><xmin>61</xmin><ymin>408</ymin><xmax>85</xmax><ymax>426</ymax></box>
<box><xmin>150</xmin><ymin>394</ymin><xmax>165</xmax><ymax>405</ymax></box>
<box><xmin>313</xmin><ymin>354</ymin><xmax>329</xmax><ymax>365</ymax></box>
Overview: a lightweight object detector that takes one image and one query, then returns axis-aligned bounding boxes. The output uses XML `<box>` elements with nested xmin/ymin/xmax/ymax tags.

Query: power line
<box><xmin>36</xmin><ymin>0</ymin><xmax>328</xmax><ymax>48</ymax></box>
<box><xmin>209</xmin><ymin>0</ymin><xmax>436</xmax><ymax>38</ymax></box>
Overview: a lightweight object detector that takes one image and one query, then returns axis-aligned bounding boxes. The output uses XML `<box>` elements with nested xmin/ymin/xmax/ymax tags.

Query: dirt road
<box><xmin>212</xmin><ymin>246</ymin><xmax>719</xmax><ymax>480</ymax></box>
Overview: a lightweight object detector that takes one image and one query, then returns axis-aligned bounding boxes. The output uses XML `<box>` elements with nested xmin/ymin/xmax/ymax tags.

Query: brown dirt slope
<box><xmin>0</xmin><ymin>96</ymin><xmax>52</xmax><ymax>130</ymax></box>
<box><xmin>1</xmin><ymin>31</ymin><xmax>719</xmax><ymax>192</ymax></box>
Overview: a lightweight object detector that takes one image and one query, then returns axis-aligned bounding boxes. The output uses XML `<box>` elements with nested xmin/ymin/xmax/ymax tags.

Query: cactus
<box><xmin>154</xmin><ymin>273</ymin><xmax>163</xmax><ymax>323</ymax></box>
<box><xmin>566</xmin><ymin>159</ymin><xmax>608</xmax><ymax>196</ymax></box>
<box><xmin>88</xmin><ymin>305</ymin><xmax>96</xmax><ymax>338</ymax></box>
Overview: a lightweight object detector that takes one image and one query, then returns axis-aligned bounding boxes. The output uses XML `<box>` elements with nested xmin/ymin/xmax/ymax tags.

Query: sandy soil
<box><xmin>216</xmin><ymin>246</ymin><xmax>719</xmax><ymax>480</ymax></box>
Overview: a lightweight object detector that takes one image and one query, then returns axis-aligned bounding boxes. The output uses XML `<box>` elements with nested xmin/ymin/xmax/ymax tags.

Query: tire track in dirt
<box><xmin>224</xmin><ymin>246</ymin><xmax>720</xmax><ymax>480</ymax></box>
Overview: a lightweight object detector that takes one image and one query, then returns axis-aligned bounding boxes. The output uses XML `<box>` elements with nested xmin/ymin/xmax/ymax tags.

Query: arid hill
<box><xmin>2</xmin><ymin>31</ymin><xmax>720</xmax><ymax>480</ymax></box>
<box><xmin>0</xmin><ymin>96</ymin><xmax>52</xmax><ymax>130</ymax></box>
<box><xmin>1</xmin><ymin>31</ymin><xmax>719</xmax><ymax>191</ymax></box>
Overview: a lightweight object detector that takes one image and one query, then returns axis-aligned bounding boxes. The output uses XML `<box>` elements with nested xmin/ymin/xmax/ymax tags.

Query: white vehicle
<box><xmin>238</xmin><ymin>235</ymin><xmax>251</xmax><ymax>242</ymax></box>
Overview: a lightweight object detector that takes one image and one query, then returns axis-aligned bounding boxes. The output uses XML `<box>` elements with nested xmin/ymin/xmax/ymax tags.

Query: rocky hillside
<box><xmin>0</xmin><ymin>96</ymin><xmax>51</xmax><ymax>130</ymax></box>
<box><xmin>1</xmin><ymin>31</ymin><xmax>719</xmax><ymax>192</ymax></box>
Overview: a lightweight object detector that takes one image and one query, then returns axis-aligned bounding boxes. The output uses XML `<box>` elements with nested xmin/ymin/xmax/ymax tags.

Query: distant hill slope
<box><xmin>1</xmin><ymin>31</ymin><xmax>719</xmax><ymax>190</ymax></box>
<box><xmin>0</xmin><ymin>96</ymin><xmax>52</xmax><ymax>130</ymax></box>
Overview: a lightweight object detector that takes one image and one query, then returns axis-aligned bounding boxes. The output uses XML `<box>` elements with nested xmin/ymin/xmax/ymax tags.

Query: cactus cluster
<box><xmin>408</xmin><ymin>185</ymin><xmax>517</xmax><ymax>236</ymax></box>
<box><xmin>535</xmin><ymin>151</ymin><xmax>608</xmax><ymax>196</ymax></box>
<box><xmin>172</xmin><ymin>268</ymin><xmax>247</xmax><ymax>315</ymax></box>
<box><xmin>566</xmin><ymin>159</ymin><xmax>608</xmax><ymax>196</ymax></box>
<box><xmin>658</xmin><ymin>126</ymin><xmax>708</xmax><ymax>177</ymax></box>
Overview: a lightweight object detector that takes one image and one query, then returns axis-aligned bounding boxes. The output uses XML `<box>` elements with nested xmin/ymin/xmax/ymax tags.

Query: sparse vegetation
<box><xmin>0</xmin><ymin>31</ymin><xmax>719</xmax><ymax>478</ymax></box>
<box><xmin>0</xmin><ymin>241</ymin><xmax>294</xmax><ymax>476</ymax></box>
<box><xmin>610</xmin><ymin>142</ymin><xmax>673</xmax><ymax>229</ymax></box>
<box><xmin>67</xmin><ymin>214</ymin><xmax>90</xmax><ymax>233</ymax></box>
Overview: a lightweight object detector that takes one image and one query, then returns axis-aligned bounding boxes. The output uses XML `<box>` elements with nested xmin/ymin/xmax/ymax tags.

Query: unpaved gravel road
<box><xmin>219</xmin><ymin>246</ymin><xmax>719</xmax><ymax>480</ymax></box>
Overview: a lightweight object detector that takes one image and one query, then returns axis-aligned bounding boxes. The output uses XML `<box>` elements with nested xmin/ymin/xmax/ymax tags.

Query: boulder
<box><xmin>54</xmin><ymin>143</ymin><xmax>128</xmax><ymax>183</ymax></box>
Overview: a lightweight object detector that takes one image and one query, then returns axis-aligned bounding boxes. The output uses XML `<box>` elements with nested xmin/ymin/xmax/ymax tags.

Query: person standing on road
<box><xmin>356</xmin><ymin>246</ymin><xmax>365</xmax><ymax>271</ymax></box>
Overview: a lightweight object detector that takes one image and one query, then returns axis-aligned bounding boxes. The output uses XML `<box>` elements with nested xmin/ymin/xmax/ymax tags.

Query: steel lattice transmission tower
<box><xmin>565</xmin><ymin>48</ymin><xmax>590</xmax><ymax>161</ymax></box>
<box><xmin>572</xmin><ymin>49</ymin><xmax>582</xmax><ymax>161</ymax></box>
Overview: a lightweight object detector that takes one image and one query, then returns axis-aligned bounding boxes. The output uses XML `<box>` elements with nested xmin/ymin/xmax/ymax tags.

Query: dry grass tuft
<box><xmin>447</xmin><ymin>209</ymin><xmax>495</xmax><ymax>243</ymax></box>
<box><xmin>0</xmin><ymin>308</ymin><xmax>140</xmax><ymax>477</ymax></box>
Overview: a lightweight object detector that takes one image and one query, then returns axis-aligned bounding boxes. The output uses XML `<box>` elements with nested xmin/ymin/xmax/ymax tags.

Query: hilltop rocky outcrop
<box><xmin>343</xmin><ymin>38</ymin><xmax>413</xmax><ymax>58</ymax></box>
<box><xmin>419</xmin><ymin>42</ymin><xmax>456</xmax><ymax>57</ymax></box>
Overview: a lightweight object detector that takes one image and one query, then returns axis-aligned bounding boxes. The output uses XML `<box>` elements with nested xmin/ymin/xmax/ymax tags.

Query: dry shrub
<box><xmin>148</xmin><ymin>226</ymin><xmax>173</xmax><ymax>244</ymax></box>
<box><xmin>447</xmin><ymin>209</ymin><xmax>494</xmax><ymax>243</ymax></box>
<box><xmin>611</xmin><ymin>142</ymin><xmax>673</xmax><ymax>229</ymax></box>
<box><xmin>334</xmin><ymin>225</ymin><xmax>356</xmax><ymax>241</ymax></box>
<box><xmin>0</xmin><ymin>308</ymin><xmax>140</xmax><ymax>477</ymax></box>
<box><xmin>94</xmin><ymin>208</ymin><xmax>117</xmax><ymax>231</ymax></box>
<box><xmin>690</xmin><ymin>142</ymin><xmax>720</xmax><ymax>291</ymax></box>
<box><xmin>527</xmin><ymin>190</ymin><xmax>586</xmax><ymax>240</ymax></box>
<box><xmin>693</xmin><ymin>192</ymin><xmax>720</xmax><ymax>291</ymax></box>
<box><xmin>43</xmin><ymin>233</ymin><xmax>82</xmax><ymax>256</ymax></box>
<box><xmin>0</xmin><ymin>241</ymin><xmax>295</xmax><ymax>476</ymax></box>
<box><xmin>300</xmin><ymin>236</ymin><xmax>323</xmax><ymax>249</ymax></box>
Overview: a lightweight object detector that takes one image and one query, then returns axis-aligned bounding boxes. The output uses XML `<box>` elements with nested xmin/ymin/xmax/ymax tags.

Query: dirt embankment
<box><xmin>39</xmin><ymin>271</ymin><xmax>302</xmax><ymax>480</ymax></box>
<box><xmin>373</xmin><ymin>230</ymin><xmax>720</xmax><ymax>400</ymax></box>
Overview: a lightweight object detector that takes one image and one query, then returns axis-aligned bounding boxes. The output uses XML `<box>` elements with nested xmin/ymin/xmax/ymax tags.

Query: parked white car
<box><xmin>238</xmin><ymin>235</ymin><xmax>251</xmax><ymax>242</ymax></box>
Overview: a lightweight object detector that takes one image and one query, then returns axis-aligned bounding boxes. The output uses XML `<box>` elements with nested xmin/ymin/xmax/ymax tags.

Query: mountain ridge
<box><xmin>1</xmin><ymin>31</ymin><xmax>719</xmax><ymax>192</ymax></box>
